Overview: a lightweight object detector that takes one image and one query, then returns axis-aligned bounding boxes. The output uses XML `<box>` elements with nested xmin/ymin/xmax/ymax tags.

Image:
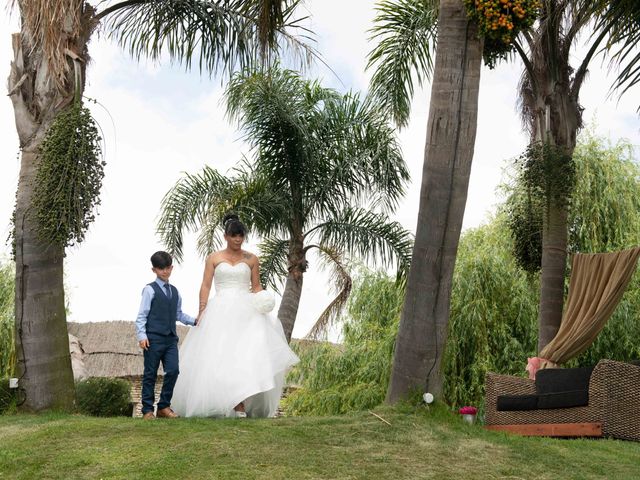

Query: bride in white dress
<box><xmin>172</xmin><ymin>214</ymin><xmax>299</xmax><ymax>418</ymax></box>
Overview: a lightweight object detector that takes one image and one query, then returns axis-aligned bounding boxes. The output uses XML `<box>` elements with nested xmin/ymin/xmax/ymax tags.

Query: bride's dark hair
<box><xmin>222</xmin><ymin>213</ymin><xmax>247</xmax><ymax>236</ymax></box>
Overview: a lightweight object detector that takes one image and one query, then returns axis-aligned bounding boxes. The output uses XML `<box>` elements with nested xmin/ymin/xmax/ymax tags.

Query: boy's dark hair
<box><xmin>150</xmin><ymin>251</ymin><xmax>172</xmax><ymax>269</ymax></box>
<box><xmin>222</xmin><ymin>213</ymin><xmax>247</xmax><ymax>237</ymax></box>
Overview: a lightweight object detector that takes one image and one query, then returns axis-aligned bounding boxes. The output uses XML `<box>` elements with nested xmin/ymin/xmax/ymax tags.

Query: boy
<box><xmin>136</xmin><ymin>251</ymin><xmax>196</xmax><ymax>419</ymax></box>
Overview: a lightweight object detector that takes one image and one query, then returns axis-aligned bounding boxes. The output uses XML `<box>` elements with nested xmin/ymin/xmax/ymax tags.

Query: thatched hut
<box><xmin>67</xmin><ymin>321</ymin><xmax>190</xmax><ymax>417</ymax></box>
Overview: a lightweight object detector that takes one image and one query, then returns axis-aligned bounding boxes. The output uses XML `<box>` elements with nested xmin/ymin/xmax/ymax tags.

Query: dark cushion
<box><xmin>535</xmin><ymin>366</ymin><xmax>594</xmax><ymax>394</ymax></box>
<box><xmin>496</xmin><ymin>389</ymin><xmax>590</xmax><ymax>411</ymax></box>
<box><xmin>536</xmin><ymin>390</ymin><xmax>589</xmax><ymax>409</ymax></box>
<box><xmin>497</xmin><ymin>395</ymin><xmax>538</xmax><ymax>411</ymax></box>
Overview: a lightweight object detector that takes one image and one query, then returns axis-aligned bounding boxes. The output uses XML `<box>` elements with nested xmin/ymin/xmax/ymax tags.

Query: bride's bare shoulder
<box><xmin>241</xmin><ymin>250</ymin><xmax>259</xmax><ymax>266</ymax></box>
<box><xmin>207</xmin><ymin>251</ymin><xmax>223</xmax><ymax>266</ymax></box>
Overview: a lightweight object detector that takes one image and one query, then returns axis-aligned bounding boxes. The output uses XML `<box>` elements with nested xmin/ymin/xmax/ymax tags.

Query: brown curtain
<box><xmin>540</xmin><ymin>247</ymin><xmax>640</xmax><ymax>364</ymax></box>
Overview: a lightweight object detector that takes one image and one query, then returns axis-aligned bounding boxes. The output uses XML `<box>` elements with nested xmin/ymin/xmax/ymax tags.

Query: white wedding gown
<box><xmin>172</xmin><ymin>262</ymin><xmax>299</xmax><ymax>418</ymax></box>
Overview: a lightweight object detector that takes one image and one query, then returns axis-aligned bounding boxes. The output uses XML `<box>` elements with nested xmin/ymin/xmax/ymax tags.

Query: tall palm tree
<box><xmin>6</xmin><ymin>0</ymin><xmax>309</xmax><ymax>411</ymax></box>
<box><xmin>157</xmin><ymin>67</ymin><xmax>413</xmax><ymax>341</ymax></box>
<box><xmin>513</xmin><ymin>0</ymin><xmax>640</xmax><ymax>351</ymax></box>
<box><xmin>367</xmin><ymin>0</ymin><xmax>483</xmax><ymax>400</ymax></box>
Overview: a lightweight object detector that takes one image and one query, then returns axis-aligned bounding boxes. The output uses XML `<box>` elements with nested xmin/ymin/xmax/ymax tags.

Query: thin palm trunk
<box><xmin>529</xmin><ymin>73</ymin><xmax>580</xmax><ymax>353</ymax></box>
<box><xmin>535</xmin><ymin>112</ymin><xmax>578</xmax><ymax>352</ymax></box>
<box><xmin>538</xmin><ymin>203</ymin><xmax>568</xmax><ymax>350</ymax></box>
<box><xmin>386</xmin><ymin>0</ymin><xmax>482</xmax><ymax>401</ymax></box>
<box><xmin>277</xmin><ymin>235</ymin><xmax>306</xmax><ymax>342</ymax></box>
<box><xmin>277</xmin><ymin>271</ymin><xmax>304</xmax><ymax>342</ymax></box>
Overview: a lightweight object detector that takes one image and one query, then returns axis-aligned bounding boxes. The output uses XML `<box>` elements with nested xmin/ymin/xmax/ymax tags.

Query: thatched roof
<box><xmin>67</xmin><ymin>321</ymin><xmax>190</xmax><ymax>378</ymax></box>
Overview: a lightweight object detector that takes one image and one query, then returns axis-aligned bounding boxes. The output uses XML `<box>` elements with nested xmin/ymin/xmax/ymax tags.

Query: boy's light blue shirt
<box><xmin>135</xmin><ymin>277</ymin><xmax>195</xmax><ymax>341</ymax></box>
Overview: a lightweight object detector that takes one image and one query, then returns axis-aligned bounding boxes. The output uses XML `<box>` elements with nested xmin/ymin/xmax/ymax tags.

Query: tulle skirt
<box><xmin>172</xmin><ymin>290</ymin><xmax>299</xmax><ymax>418</ymax></box>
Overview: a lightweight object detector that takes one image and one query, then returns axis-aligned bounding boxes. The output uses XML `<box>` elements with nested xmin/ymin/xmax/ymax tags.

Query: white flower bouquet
<box><xmin>252</xmin><ymin>290</ymin><xmax>275</xmax><ymax>314</ymax></box>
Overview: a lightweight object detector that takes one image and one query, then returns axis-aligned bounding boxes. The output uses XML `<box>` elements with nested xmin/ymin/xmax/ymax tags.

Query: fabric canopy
<box><xmin>539</xmin><ymin>247</ymin><xmax>640</xmax><ymax>365</ymax></box>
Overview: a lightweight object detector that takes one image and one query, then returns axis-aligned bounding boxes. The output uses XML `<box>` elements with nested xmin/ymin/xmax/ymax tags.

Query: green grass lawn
<box><xmin>1</xmin><ymin>405</ymin><xmax>638</xmax><ymax>480</ymax></box>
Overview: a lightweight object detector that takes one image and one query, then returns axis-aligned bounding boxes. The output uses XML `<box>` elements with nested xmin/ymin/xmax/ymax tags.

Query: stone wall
<box><xmin>126</xmin><ymin>375</ymin><xmax>164</xmax><ymax>417</ymax></box>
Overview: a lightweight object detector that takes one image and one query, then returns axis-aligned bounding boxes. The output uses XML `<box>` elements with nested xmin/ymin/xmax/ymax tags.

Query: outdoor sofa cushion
<box><xmin>496</xmin><ymin>389</ymin><xmax>589</xmax><ymax>411</ymax></box>
<box><xmin>496</xmin><ymin>366</ymin><xmax>594</xmax><ymax>412</ymax></box>
<box><xmin>534</xmin><ymin>366</ymin><xmax>594</xmax><ymax>394</ymax></box>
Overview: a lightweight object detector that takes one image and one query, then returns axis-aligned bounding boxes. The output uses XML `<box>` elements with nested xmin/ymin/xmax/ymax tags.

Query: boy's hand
<box><xmin>194</xmin><ymin>317</ymin><xmax>199</xmax><ymax>326</ymax></box>
<box><xmin>139</xmin><ymin>339</ymin><xmax>149</xmax><ymax>350</ymax></box>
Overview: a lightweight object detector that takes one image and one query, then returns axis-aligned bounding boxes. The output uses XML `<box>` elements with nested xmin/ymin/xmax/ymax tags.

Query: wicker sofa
<box><xmin>485</xmin><ymin>359</ymin><xmax>640</xmax><ymax>441</ymax></box>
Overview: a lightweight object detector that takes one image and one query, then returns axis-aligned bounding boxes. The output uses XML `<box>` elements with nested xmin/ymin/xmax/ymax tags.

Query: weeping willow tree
<box><xmin>0</xmin><ymin>261</ymin><xmax>15</xmax><ymax>379</ymax></box>
<box><xmin>561</xmin><ymin>132</ymin><xmax>640</xmax><ymax>366</ymax></box>
<box><xmin>283</xmin><ymin>271</ymin><xmax>404</xmax><ymax>415</ymax></box>
<box><xmin>442</xmin><ymin>217</ymin><xmax>539</xmax><ymax>407</ymax></box>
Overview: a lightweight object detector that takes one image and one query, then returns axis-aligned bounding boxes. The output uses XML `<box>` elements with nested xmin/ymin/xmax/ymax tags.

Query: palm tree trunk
<box><xmin>14</xmin><ymin>148</ymin><xmax>74</xmax><ymax>411</ymax></box>
<box><xmin>277</xmin><ymin>235</ymin><xmax>306</xmax><ymax>342</ymax></box>
<box><xmin>537</xmin><ymin>202</ymin><xmax>568</xmax><ymax>351</ymax></box>
<box><xmin>278</xmin><ymin>272</ymin><xmax>304</xmax><ymax>343</ymax></box>
<box><xmin>535</xmin><ymin>98</ymin><xmax>579</xmax><ymax>353</ymax></box>
<box><xmin>7</xmin><ymin>5</ymin><xmax>95</xmax><ymax>410</ymax></box>
<box><xmin>386</xmin><ymin>0</ymin><xmax>482</xmax><ymax>402</ymax></box>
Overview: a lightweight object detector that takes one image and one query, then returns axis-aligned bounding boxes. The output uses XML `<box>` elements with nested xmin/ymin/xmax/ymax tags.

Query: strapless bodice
<box><xmin>214</xmin><ymin>262</ymin><xmax>251</xmax><ymax>293</ymax></box>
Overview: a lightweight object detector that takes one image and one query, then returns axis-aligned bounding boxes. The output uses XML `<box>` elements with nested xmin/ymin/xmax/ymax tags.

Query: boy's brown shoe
<box><xmin>142</xmin><ymin>412</ymin><xmax>155</xmax><ymax>420</ymax></box>
<box><xmin>156</xmin><ymin>407</ymin><xmax>179</xmax><ymax>418</ymax></box>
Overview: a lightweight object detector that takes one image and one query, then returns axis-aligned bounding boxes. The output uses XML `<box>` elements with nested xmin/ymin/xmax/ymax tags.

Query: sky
<box><xmin>1</xmin><ymin>1</ymin><xmax>639</xmax><ymax>340</ymax></box>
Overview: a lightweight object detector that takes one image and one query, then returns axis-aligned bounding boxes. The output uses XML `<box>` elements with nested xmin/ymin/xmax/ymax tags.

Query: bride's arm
<box><xmin>198</xmin><ymin>255</ymin><xmax>216</xmax><ymax>317</ymax></box>
<box><xmin>250</xmin><ymin>255</ymin><xmax>263</xmax><ymax>293</ymax></box>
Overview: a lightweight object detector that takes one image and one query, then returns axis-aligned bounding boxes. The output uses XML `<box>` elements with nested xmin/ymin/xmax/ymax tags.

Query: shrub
<box><xmin>76</xmin><ymin>377</ymin><xmax>132</xmax><ymax>417</ymax></box>
<box><xmin>0</xmin><ymin>378</ymin><xmax>16</xmax><ymax>415</ymax></box>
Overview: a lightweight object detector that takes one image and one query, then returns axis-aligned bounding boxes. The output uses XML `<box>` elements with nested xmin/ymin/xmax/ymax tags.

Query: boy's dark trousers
<box><xmin>141</xmin><ymin>333</ymin><xmax>179</xmax><ymax>414</ymax></box>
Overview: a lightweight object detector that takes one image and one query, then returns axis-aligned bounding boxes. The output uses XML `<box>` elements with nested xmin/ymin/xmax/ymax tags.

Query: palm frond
<box><xmin>258</xmin><ymin>237</ymin><xmax>289</xmax><ymax>291</ymax></box>
<box><xmin>306</xmin><ymin>207</ymin><xmax>413</xmax><ymax>278</ymax></box>
<box><xmin>304</xmin><ymin>246</ymin><xmax>352</xmax><ymax>340</ymax></box>
<box><xmin>225</xmin><ymin>67</ymin><xmax>338</xmax><ymax>224</ymax></box>
<box><xmin>595</xmin><ymin>0</ymin><xmax>640</xmax><ymax>99</ymax></box>
<box><xmin>227</xmin><ymin>158</ymin><xmax>292</xmax><ymax>237</ymax></box>
<box><xmin>366</xmin><ymin>0</ymin><xmax>438</xmax><ymax>128</ymax></box>
<box><xmin>225</xmin><ymin>67</ymin><xmax>410</xmax><ymax>227</ymax></box>
<box><xmin>157</xmin><ymin>166</ymin><xmax>235</xmax><ymax>261</ymax></box>
<box><xmin>100</xmin><ymin>0</ymin><xmax>314</xmax><ymax>77</ymax></box>
<box><xmin>307</xmin><ymin>93</ymin><xmax>409</xmax><ymax>217</ymax></box>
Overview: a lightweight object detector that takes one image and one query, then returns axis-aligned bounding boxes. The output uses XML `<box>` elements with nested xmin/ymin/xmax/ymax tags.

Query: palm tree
<box><xmin>157</xmin><ymin>67</ymin><xmax>413</xmax><ymax>342</ymax></box>
<box><xmin>367</xmin><ymin>0</ymin><xmax>483</xmax><ymax>400</ymax></box>
<box><xmin>6</xmin><ymin>0</ymin><xmax>309</xmax><ymax>411</ymax></box>
<box><xmin>513</xmin><ymin>0</ymin><xmax>640</xmax><ymax>351</ymax></box>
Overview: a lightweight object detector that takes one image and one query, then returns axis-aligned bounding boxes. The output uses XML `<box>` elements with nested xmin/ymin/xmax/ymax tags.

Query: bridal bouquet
<box><xmin>252</xmin><ymin>290</ymin><xmax>275</xmax><ymax>314</ymax></box>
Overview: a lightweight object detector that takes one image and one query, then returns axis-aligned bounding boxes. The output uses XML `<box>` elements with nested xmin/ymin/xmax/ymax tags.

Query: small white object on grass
<box><xmin>423</xmin><ymin>392</ymin><xmax>434</xmax><ymax>404</ymax></box>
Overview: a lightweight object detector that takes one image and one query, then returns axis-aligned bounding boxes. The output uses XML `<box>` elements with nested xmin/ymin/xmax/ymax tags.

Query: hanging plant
<box><xmin>464</xmin><ymin>0</ymin><xmax>542</xmax><ymax>68</ymax></box>
<box><xmin>32</xmin><ymin>102</ymin><xmax>105</xmax><ymax>247</ymax></box>
<box><xmin>504</xmin><ymin>141</ymin><xmax>575</xmax><ymax>272</ymax></box>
